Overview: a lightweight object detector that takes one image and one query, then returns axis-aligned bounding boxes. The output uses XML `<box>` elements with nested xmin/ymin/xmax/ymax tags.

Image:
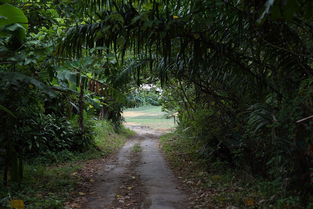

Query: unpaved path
<box><xmin>82</xmin><ymin>126</ymin><xmax>187</xmax><ymax>209</ymax></box>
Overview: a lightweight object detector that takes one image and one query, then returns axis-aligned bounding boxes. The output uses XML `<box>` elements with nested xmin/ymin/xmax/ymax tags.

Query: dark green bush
<box><xmin>126</xmin><ymin>87</ymin><xmax>161</xmax><ymax>108</ymax></box>
<box><xmin>15</xmin><ymin>113</ymin><xmax>95</xmax><ymax>157</ymax></box>
<box><xmin>162</xmin><ymin>84</ymin><xmax>313</xmax><ymax>207</ymax></box>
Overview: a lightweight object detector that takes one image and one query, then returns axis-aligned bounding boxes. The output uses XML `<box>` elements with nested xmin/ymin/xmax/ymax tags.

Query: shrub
<box><xmin>16</xmin><ymin>113</ymin><xmax>95</xmax><ymax>157</ymax></box>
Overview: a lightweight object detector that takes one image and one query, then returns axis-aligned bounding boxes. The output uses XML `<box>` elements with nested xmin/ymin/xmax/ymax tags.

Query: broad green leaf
<box><xmin>0</xmin><ymin>72</ymin><xmax>56</xmax><ymax>97</ymax></box>
<box><xmin>0</xmin><ymin>3</ymin><xmax>28</xmax><ymax>40</ymax></box>
<box><xmin>0</xmin><ymin>3</ymin><xmax>28</xmax><ymax>29</ymax></box>
<box><xmin>0</xmin><ymin>0</ymin><xmax>10</xmax><ymax>4</ymax></box>
<box><xmin>3</xmin><ymin>23</ymin><xmax>26</xmax><ymax>40</ymax></box>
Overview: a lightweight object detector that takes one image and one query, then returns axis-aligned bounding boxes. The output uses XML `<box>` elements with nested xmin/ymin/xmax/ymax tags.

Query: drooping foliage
<box><xmin>0</xmin><ymin>0</ymin><xmax>134</xmax><ymax>186</ymax></box>
<box><xmin>58</xmin><ymin>0</ymin><xmax>313</xmax><ymax>207</ymax></box>
<box><xmin>0</xmin><ymin>0</ymin><xmax>313</xmax><ymax>207</ymax></box>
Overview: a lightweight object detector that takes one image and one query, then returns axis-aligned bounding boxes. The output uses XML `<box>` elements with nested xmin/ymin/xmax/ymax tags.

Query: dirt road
<box><xmin>82</xmin><ymin>126</ymin><xmax>187</xmax><ymax>209</ymax></box>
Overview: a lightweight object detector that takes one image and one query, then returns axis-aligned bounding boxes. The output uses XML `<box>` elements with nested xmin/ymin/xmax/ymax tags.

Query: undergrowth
<box><xmin>160</xmin><ymin>132</ymin><xmax>311</xmax><ymax>209</ymax></box>
<box><xmin>0</xmin><ymin>120</ymin><xmax>134</xmax><ymax>209</ymax></box>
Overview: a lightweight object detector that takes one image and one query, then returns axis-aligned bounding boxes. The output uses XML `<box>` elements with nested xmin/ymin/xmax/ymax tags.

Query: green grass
<box><xmin>123</xmin><ymin>105</ymin><xmax>176</xmax><ymax>129</ymax></box>
<box><xmin>125</xmin><ymin>105</ymin><xmax>165</xmax><ymax>113</ymax></box>
<box><xmin>132</xmin><ymin>143</ymin><xmax>141</xmax><ymax>153</ymax></box>
<box><xmin>0</xmin><ymin>165</ymin><xmax>79</xmax><ymax>209</ymax></box>
<box><xmin>94</xmin><ymin>120</ymin><xmax>135</xmax><ymax>154</ymax></box>
<box><xmin>0</xmin><ymin>120</ymin><xmax>134</xmax><ymax>209</ymax></box>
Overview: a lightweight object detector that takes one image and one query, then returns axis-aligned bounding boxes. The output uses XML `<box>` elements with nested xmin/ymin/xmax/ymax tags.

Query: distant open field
<box><xmin>123</xmin><ymin>106</ymin><xmax>176</xmax><ymax>130</ymax></box>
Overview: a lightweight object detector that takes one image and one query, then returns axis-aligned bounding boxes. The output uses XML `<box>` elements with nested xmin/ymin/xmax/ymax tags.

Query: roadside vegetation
<box><xmin>1</xmin><ymin>0</ymin><xmax>313</xmax><ymax>209</ymax></box>
<box><xmin>161</xmin><ymin>132</ymin><xmax>312</xmax><ymax>209</ymax></box>
<box><xmin>0</xmin><ymin>121</ymin><xmax>133</xmax><ymax>209</ymax></box>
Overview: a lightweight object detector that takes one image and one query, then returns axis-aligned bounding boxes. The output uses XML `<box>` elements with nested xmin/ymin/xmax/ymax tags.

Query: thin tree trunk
<box><xmin>3</xmin><ymin>157</ymin><xmax>8</xmax><ymax>186</ymax></box>
<box><xmin>78</xmin><ymin>80</ymin><xmax>84</xmax><ymax>133</ymax></box>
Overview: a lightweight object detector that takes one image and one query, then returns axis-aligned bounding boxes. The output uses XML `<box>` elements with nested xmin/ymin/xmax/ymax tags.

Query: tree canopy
<box><xmin>1</xmin><ymin>0</ymin><xmax>313</xmax><ymax>208</ymax></box>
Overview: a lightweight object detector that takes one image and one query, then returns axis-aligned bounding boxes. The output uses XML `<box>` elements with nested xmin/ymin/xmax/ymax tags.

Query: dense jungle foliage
<box><xmin>1</xmin><ymin>0</ymin><xmax>313</xmax><ymax>208</ymax></box>
<box><xmin>0</xmin><ymin>0</ymin><xmax>137</xmax><ymax>187</ymax></box>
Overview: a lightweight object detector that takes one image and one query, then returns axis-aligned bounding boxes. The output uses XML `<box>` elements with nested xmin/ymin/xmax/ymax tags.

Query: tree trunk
<box><xmin>3</xmin><ymin>157</ymin><xmax>8</xmax><ymax>186</ymax></box>
<box><xmin>78</xmin><ymin>80</ymin><xmax>84</xmax><ymax>134</ymax></box>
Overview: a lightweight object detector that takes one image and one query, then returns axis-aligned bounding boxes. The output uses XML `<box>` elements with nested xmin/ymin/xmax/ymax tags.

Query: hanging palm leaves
<box><xmin>57</xmin><ymin>0</ymin><xmax>313</xmax><ymax>205</ymax></box>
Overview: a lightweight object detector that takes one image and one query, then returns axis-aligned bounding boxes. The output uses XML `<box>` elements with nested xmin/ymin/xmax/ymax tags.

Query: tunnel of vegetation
<box><xmin>1</xmin><ymin>0</ymin><xmax>313</xmax><ymax>208</ymax></box>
